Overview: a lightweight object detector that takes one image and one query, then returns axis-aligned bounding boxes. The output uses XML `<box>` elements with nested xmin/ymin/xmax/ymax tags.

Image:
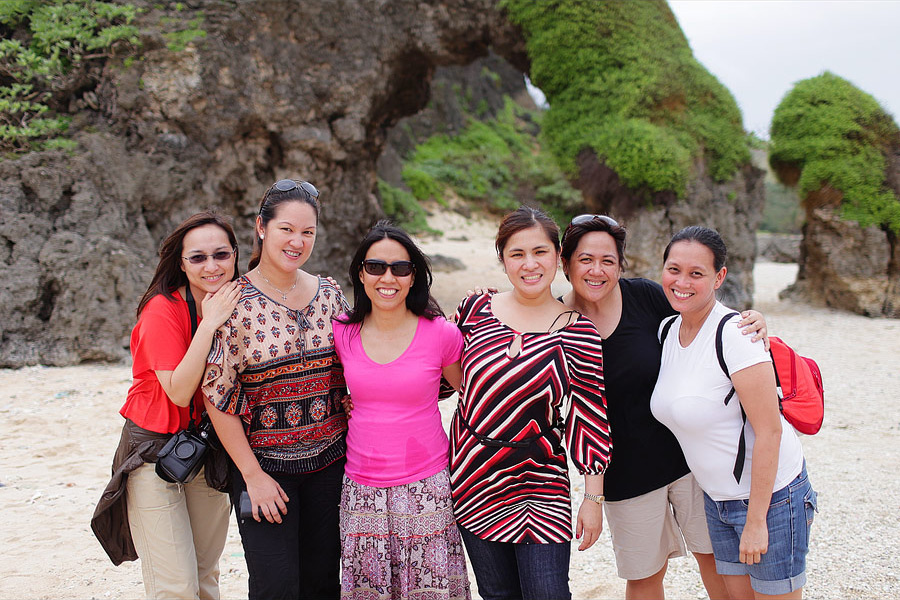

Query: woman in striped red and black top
<box><xmin>449</xmin><ymin>206</ymin><xmax>611</xmax><ymax>600</ymax></box>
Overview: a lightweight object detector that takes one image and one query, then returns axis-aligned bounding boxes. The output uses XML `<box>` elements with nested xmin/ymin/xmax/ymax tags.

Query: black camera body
<box><xmin>155</xmin><ymin>418</ymin><xmax>212</xmax><ymax>484</ymax></box>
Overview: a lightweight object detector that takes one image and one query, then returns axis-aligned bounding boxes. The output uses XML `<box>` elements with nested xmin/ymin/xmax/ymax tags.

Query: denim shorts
<box><xmin>704</xmin><ymin>465</ymin><xmax>817</xmax><ymax>595</ymax></box>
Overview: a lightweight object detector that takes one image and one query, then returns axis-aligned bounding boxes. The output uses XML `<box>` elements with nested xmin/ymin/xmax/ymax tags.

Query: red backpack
<box><xmin>660</xmin><ymin>313</ymin><xmax>825</xmax><ymax>482</ymax></box>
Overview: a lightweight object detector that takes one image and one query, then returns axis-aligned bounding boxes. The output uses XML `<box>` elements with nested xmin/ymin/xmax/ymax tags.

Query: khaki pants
<box><xmin>126</xmin><ymin>463</ymin><xmax>230</xmax><ymax>600</ymax></box>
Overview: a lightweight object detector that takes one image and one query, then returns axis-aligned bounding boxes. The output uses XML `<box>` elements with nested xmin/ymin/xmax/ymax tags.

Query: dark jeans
<box><xmin>458</xmin><ymin>526</ymin><xmax>572</xmax><ymax>600</ymax></box>
<box><xmin>230</xmin><ymin>458</ymin><xmax>345</xmax><ymax>600</ymax></box>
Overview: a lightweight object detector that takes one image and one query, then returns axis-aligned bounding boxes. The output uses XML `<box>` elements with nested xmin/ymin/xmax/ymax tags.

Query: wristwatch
<box><xmin>583</xmin><ymin>492</ymin><xmax>605</xmax><ymax>505</ymax></box>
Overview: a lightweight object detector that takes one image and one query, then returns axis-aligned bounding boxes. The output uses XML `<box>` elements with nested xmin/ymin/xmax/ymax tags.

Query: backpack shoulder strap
<box><xmin>659</xmin><ymin>315</ymin><xmax>678</xmax><ymax>345</ymax></box>
<box><xmin>715</xmin><ymin>311</ymin><xmax>746</xmax><ymax>484</ymax></box>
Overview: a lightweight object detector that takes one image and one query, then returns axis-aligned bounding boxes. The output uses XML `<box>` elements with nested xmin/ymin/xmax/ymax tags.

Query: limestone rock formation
<box><xmin>0</xmin><ymin>0</ymin><xmax>527</xmax><ymax>367</ymax></box>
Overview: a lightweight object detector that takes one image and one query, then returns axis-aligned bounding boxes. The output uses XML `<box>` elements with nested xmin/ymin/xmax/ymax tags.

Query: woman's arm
<box><xmin>731</xmin><ymin>361</ymin><xmax>782</xmax><ymax>565</ymax></box>
<box><xmin>156</xmin><ymin>282</ymin><xmax>240</xmax><ymax>406</ymax></box>
<box><xmin>203</xmin><ymin>397</ymin><xmax>289</xmax><ymax>523</ymax></box>
<box><xmin>576</xmin><ymin>473</ymin><xmax>604</xmax><ymax>551</ymax></box>
<box><xmin>441</xmin><ymin>361</ymin><xmax>462</xmax><ymax>391</ymax></box>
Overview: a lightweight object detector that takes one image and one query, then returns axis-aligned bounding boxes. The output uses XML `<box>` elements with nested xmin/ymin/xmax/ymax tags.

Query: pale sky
<box><xmin>669</xmin><ymin>0</ymin><xmax>900</xmax><ymax>138</ymax></box>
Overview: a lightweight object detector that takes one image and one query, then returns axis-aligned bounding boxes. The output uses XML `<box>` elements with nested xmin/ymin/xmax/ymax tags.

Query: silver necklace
<box><xmin>256</xmin><ymin>267</ymin><xmax>298</xmax><ymax>302</ymax></box>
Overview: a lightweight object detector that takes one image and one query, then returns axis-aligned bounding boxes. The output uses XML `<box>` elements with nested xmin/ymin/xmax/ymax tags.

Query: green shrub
<box><xmin>501</xmin><ymin>0</ymin><xmax>749</xmax><ymax>198</ymax></box>
<box><xmin>378</xmin><ymin>178</ymin><xmax>437</xmax><ymax>234</ymax></box>
<box><xmin>399</xmin><ymin>97</ymin><xmax>580</xmax><ymax>220</ymax></box>
<box><xmin>0</xmin><ymin>0</ymin><xmax>139</xmax><ymax>154</ymax></box>
<box><xmin>769</xmin><ymin>72</ymin><xmax>900</xmax><ymax>232</ymax></box>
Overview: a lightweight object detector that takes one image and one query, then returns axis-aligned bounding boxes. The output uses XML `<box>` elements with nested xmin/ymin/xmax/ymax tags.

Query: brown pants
<box><xmin>126</xmin><ymin>463</ymin><xmax>230</xmax><ymax>600</ymax></box>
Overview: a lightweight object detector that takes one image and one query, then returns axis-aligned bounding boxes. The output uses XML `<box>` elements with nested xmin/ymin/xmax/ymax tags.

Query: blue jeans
<box><xmin>458</xmin><ymin>526</ymin><xmax>571</xmax><ymax>600</ymax></box>
<box><xmin>230</xmin><ymin>459</ymin><xmax>345</xmax><ymax>600</ymax></box>
<box><xmin>704</xmin><ymin>465</ymin><xmax>817</xmax><ymax>595</ymax></box>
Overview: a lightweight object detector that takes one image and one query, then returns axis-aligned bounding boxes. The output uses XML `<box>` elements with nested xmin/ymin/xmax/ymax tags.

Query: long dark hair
<box><xmin>337</xmin><ymin>220</ymin><xmax>443</xmax><ymax>325</ymax></box>
<box><xmin>248</xmin><ymin>179</ymin><xmax>320</xmax><ymax>270</ymax></box>
<box><xmin>136</xmin><ymin>212</ymin><xmax>240</xmax><ymax>318</ymax></box>
<box><xmin>663</xmin><ymin>225</ymin><xmax>727</xmax><ymax>271</ymax></box>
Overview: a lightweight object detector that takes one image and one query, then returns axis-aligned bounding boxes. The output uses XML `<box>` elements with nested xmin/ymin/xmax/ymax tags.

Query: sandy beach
<box><xmin>2</xmin><ymin>208</ymin><xmax>899</xmax><ymax>599</ymax></box>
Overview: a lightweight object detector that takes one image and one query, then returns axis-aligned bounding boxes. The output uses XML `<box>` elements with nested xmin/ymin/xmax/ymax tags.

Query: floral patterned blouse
<box><xmin>203</xmin><ymin>275</ymin><xmax>349</xmax><ymax>474</ymax></box>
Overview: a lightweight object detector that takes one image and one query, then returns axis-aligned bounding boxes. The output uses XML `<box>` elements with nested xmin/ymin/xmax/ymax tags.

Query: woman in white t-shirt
<box><xmin>650</xmin><ymin>226</ymin><xmax>817</xmax><ymax>599</ymax></box>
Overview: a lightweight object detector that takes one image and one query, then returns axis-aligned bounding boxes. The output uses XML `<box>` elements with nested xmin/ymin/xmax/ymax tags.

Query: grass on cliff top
<box><xmin>500</xmin><ymin>0</ymin><xmax>750</xmax><ymax>199</ymax></box>
<box><xmin>769</xmin><ymin>71</ymin><xmax>900</xmax><ymax>232</ymax></box>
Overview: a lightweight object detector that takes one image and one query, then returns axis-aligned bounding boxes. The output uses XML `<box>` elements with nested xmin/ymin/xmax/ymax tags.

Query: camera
<box><xmin>155</xmin><ymin>421</ymin><xmax>211</xmax><ymax>484</ymax></box>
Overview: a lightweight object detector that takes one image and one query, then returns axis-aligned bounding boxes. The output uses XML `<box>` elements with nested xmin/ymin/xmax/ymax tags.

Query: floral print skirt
<box><xmin>340</xmin><ymin>469</ymin><xmax>471</xmax><ymax>600</ymax></box>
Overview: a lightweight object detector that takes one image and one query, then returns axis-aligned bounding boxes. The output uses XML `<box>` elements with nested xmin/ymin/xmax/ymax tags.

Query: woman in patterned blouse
<box><xmin>449</xmin><ymin>206</ymin><xmax>611</xmax><ymax>600</ymax></box>
<box><xmin>203</xmin><ymin>179</ymin><xmax>349</xmax><ymax>600</ymax></box>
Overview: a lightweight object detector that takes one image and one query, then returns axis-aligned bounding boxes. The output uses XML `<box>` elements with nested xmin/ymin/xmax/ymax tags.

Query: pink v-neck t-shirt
<box><xmin>333</xmin><ymin>315</ymin><xmax>463</xmax><ymax>487</ymax></box>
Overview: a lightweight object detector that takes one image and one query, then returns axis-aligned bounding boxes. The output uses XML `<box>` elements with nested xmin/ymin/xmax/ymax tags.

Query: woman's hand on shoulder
<box><xmin>201</xmin><ymin>281</ymin><xmax>240</xmax><ymax>329</ymax></box>
<box><xmin>739</xmin><ymin>309</ymin><xmax>769</xmax><ymax>351</ymax></box>
<box><xmin>465</xmin><ymin>286</ymin><xmax>498</xmax><ymax>297</ymax></box>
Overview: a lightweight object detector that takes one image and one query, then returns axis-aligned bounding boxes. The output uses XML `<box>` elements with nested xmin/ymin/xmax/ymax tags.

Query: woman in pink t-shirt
<box><xmin>333</xmin><ymin>220</ymin><xmax>471</xmax><ymax>600</ymax></box>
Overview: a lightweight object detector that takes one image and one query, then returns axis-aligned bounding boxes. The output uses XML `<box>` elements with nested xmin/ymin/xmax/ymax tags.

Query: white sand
<box><xmin>2</xmin><ymin>208</ymin><xmax>899</xmax><ymax>599</ymax></box>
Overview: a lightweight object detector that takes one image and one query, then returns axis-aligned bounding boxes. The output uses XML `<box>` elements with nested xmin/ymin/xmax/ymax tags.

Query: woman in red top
<box><xmin>113</xmin><ymin>212</ymin><xmax>241</xmax><ymax>599</ymax></box>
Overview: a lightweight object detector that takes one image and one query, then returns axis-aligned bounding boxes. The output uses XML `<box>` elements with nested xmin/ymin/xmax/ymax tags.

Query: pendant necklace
<box><xmin>256</xmin><ymin>267</ymin><xmax>298</xmax><ymax>302</ymax></box>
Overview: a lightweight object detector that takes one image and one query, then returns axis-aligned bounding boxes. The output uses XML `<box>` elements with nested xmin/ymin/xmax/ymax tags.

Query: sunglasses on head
<box><xmin>182</xmin><ymin>249</ymin><xmax>235</xmax><ymax>265</ymax></box>
<box><xmin>270</xmin><ymin>179</ymin><xmax>319</xmax><ymax>198</ymax></box>
<box><xmin>361</xmin><ymin>259</ymin><xmax>415</xmax><ymax>277</ymax></box>
<box><xmin>569</xmin><ymin>214</ymin><xmax>619</xmax><ymax>227</ymax></box>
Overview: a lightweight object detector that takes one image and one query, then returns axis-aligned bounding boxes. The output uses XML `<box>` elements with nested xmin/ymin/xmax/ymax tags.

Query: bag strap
<box><xmin>715</xmin><ymin>312</ymin><xmax>747</xmax><ymax>484</ymax></box>
<box><xmin>659</xmin><ymin>315</ymin><xmax>678</xmax><ymax>345</ymax></box>
<box><xmin>183</xmin><ymin>285</ymin><xmax>199</xmax><ymax>426</ymax></box>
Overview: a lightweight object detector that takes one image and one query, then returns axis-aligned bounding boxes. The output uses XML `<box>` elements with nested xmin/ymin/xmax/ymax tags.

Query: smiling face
<box><xmin>256</xmin><ymin>200</ymin><xmax>317</xmax><ymax>273</ymax></box>
<box><xmin>180</xmin><ymin>224</ymin><xmax>236</xmax><ymax>298</ymax></box>
<box><xmin>360</xmin><ymin>238</ymin><xmax>414</xmax><ymax>313</ymax></box>
<box><xmin>563</xmin><ymin>230</ymin><xmax>622</xmax><ymax>304</ymax></box>
<box><xmin>501</xmin><ymin>225</ymin><xmax>559</xmax><ymax>299</ymax></box>
<box><xmin>661</xmin><ymin>239</ymin><xmax>726</xmax><ymax>316</ymax></box>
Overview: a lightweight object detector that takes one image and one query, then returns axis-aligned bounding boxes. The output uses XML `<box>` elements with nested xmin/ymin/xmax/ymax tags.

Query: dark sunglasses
<box><xmin>269</xmin><ymin>179</ymin><xmax>319</xmax><ymax>198</ymax></box>
<box><xmin>570</xmin><ymin>214</ymin><xmax>619</xmax><ymax>227</ymax></box>
<box><xmin>182</xmin><ymin>249</ymin><xmax>235</xmax><ymax>265</ymax></box>
<box><xmin>361</xmin><ymin>259</ymin><xmax>415</xmax><ymax>277</ymax></box>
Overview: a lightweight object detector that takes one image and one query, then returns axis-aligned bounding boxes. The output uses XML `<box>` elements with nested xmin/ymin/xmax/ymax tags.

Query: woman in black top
<box><xmin>559</xmin><ymin>215</ymin><xmax>767</xmax><ymax>600</ymax></box>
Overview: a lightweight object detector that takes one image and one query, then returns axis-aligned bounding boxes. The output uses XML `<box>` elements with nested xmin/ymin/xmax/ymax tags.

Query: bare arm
<box><xmin>731</xmin><ymin>361</ymin><xmax>782</xmax><ymax>565</ymax></box>
<box><xmin>156</xmin><ymin>282</ymin><xmax>240</xmax><ymax>406</ymax></box>
<box><xmin>576</xmin><ymin>473</ymin><xmax>604</xmax><ymax>551</ymax></box>
<box><xmin>203</xmin><ymin>396</ymin><xmax>289</xmax><ymax>523</ymax></box>
<box><xmin>441</xmin><ymin>361</ymin><xmax>462</xmax><ymax>391</ymax></box>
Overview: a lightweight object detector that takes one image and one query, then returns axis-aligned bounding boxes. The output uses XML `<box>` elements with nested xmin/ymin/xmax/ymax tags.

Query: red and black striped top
<box><xmin>449</xmin><ymin>293</ymin><xmax>611</xmax><ymax>543</ymax></box>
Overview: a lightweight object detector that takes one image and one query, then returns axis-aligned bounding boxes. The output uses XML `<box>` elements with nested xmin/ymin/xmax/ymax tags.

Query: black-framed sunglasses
<box><xmin>269</xmin><ymin>179</ymin><xmax>319</xmax><ymax>198</ymax></box>
<box><xmin>182</xmin><ymin>249</ymin><xmax>236</xmax><ymax>265</ymax></box>
<box><xmin>570</xmin><ymin>214</ymin><xmax>619</xmax><ymax>227</ymax></box>
<box><xmin>361</xmin><ymin>259</ymin><xmax>415</xmax><ymax>277</ymax></box>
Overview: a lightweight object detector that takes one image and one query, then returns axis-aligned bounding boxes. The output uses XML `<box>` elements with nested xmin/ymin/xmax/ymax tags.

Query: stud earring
<box><xmin>260</xmin><ymin>234</ymin><xmax>265</xmax><ymax>240</ymax></box>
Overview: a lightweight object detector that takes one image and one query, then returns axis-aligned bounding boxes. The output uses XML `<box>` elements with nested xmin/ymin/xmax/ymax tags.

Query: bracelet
<box><xmin>583</xmin><ymin>492</ymin><xmax>605</xmax><ymax>505</ymax></box>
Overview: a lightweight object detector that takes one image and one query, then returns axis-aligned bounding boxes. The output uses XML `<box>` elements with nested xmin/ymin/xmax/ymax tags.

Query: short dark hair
<box><xmin>560</xmin><ymin>216</ymin><xmax>628</xmax><ymax>279</ymax></box>
<box><xmin>663</xmin><ymin>225</ymin><xmax>727</xmax><ymax>271</ymax></box>
<box><xmin>136</xmin><ymin>211</ymin><xmax>240</xmax><ymax>318</ymax></box>
<box><xmin>337</xmin><ymin>220</ymin><xmax>444</xmax><ymax>325</ymax></box>
<box><xmin>495</xmin><ymin>205</ymin><xmax>560</xmax><ymax>260</ymax></box>
<box><xmin>248</xmin><ymin>179</ymin><xmax>320</xmax><ymax>270</ymax></box>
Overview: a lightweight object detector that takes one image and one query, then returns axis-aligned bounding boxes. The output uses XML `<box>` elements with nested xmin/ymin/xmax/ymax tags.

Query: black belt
<box><xmin>455</xmin><ymin>409</ymin><xmax>561</xmax><ymax>449</ymax></box>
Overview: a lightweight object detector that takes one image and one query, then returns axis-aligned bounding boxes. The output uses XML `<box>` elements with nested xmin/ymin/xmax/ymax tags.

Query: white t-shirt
<box><xmin>650</xmin><ymin>302</ymin><xmax>804</xmax><ymax>501</ymax></box>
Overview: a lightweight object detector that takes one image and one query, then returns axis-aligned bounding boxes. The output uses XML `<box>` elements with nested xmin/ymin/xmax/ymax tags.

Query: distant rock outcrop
<box><xmin>769</xmin><ymin>72</ymin><xmax>900</xmax><ymax>317</ymax></box>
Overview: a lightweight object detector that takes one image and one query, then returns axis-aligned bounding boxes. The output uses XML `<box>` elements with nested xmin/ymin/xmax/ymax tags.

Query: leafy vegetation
<box><xmin>500</xmin><ymin>0</ymin><xmax>750</xmax><ymax>199</ymax></box>
<box><xmin>380</xmin><ymin>97</ymin><xmax>582</xmax><ymax>232</ymax></box>
<box><xmin>770</xmin><ymin>71</ymin><xmax>900</xmax><ymax>232</ymax></box>
<box><xmin>0</xmin><ymin>0</ymin><xmax>139</xmax><ymax>154</ymax></box>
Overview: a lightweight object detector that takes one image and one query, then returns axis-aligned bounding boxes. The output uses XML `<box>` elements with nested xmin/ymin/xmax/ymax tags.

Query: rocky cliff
<box><xmin>0</xmin><ymin>0</ymin><xmax>526</xmax><ymax>367</ymax></box>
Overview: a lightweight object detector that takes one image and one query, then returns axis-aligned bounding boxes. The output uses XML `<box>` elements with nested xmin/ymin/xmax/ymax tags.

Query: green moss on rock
<box><xmin>501</xmin><ymin>0</ymin><xmax>749</xmax><ymax>198</ymax></box>
<box><xmin>769</xmin><ymin>71</ymin><xmax>900</xmax><ymax>232</ymax></box>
